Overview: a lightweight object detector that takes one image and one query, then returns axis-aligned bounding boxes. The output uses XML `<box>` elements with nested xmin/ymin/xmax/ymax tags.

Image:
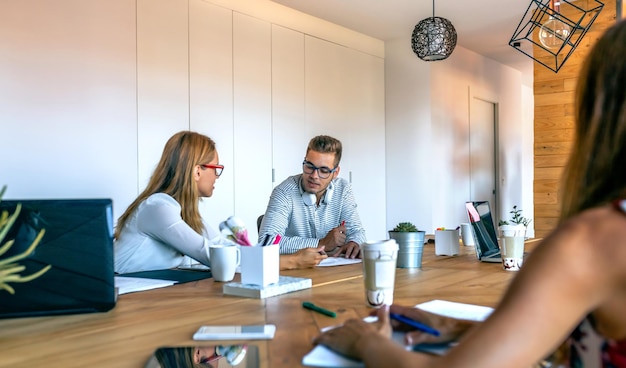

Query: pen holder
<box><xmin>435</xmin><ymin>229</ymin><xmax>460</xmax><ymax>256</ymax></box>
<box><xmin>240</xmin><ymin>244</ymin><xmax>280</xmax><ymax>287</ymax></box>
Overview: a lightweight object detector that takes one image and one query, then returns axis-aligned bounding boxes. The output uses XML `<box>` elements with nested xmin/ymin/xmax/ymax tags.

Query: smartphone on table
<box><xmin>192</xmin><ymin>324</ymin><xmax>276</xmax><ymax>340</ymax></box>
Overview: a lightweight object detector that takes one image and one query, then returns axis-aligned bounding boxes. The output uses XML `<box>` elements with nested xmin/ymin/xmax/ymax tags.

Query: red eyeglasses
<box><xmin>201</xmin><ymin>164</ymin><xmax>224</xmax><ymax>177</ymax></box>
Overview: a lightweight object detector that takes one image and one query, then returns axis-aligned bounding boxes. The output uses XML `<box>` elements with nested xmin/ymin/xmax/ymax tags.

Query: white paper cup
<box><xmin>360</xmin><ymin>240</ymin><xmax>398</xmax><ymax>308</ymax></box>
<box><xmin>501</xmin><ymin>236</ymin><xmax>524</xmax><ymax>271</ymax></box>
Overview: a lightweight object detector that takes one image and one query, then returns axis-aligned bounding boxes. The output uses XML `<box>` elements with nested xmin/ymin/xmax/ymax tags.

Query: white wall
<box><xmin>1</xmin><ymin>0</ymin><xmax>533</xmax><ymax>240</ymax></box>
<box><xmin>384</xmin><ymin>38</ymin><xmax>433</xmax><ymax>232</ymax></box>
<box><xmin>0</xmin><ymin>0</ymin><xmax>138</xmax><ymax>217</ymax></box>
<box><xmin>385</xmin><ymin>41</ymin><xmax>534</xmax><ymax>237</ymax></box>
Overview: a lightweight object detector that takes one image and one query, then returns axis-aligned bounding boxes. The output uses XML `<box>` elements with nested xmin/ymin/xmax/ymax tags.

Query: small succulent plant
<box><xmin>0</xmin><ymin>185</ymin><xmax>51</xmax><ymax>294</ymax></box>
<box><xmin>391</xmin><ymin>222</ymin><xmax>419</xmax><ymax>232</ymax></box>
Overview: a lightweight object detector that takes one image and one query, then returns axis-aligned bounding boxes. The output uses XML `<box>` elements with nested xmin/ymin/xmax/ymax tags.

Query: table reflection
<box><xmin>145</xmin><ymin>344</ymin><xmax>252</xmax><ymax>368</ymax></box>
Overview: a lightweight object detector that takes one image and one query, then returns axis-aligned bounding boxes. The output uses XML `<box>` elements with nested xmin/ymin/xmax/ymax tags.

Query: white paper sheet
<box><xmin>302</xmin><ymin>300</ymin><xmax>494</xmax><ymax>367</ymax></box>
<box><xmin>415</xmin><ymin>299</ymin><xmax>493</xmax><ymax>321</ymax></box>
<box><xmin>318</xmin><ymin>257</ymin><xmax>362</xmax><ymax>267</ymax></box>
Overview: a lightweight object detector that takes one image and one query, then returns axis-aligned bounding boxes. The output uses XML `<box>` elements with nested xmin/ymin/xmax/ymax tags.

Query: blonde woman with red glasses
<box><xmin>114</xmin><ymin>131</ymin><xmax>225</xmax><ymax>273</ymax></box>
<box><xmin>114</xmin><ymin>130</ymin><xmax>324</xmax><ymax>273</ymax></box>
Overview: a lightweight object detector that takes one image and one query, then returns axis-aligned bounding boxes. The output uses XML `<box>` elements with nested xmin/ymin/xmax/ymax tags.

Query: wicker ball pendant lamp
<box><xmin>411</xmin><ymin>0</ymin><xmax>457</xmax><ymax>61</ymax></box>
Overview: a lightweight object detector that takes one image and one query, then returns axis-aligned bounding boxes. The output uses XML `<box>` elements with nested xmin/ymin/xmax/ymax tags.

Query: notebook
<box><xmin>0</xmin><ymin>198</ymin><xmax>117</xmax><ymax>318</ymax></box>
<box><xmin>465</xmin><ymin>201</ymin><xmax>502</xmax><ymax>263</ymax></box>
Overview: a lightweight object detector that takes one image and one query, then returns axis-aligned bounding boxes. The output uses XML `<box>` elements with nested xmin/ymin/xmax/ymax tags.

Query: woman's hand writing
<box><xmin>313</xmin><ymin>305</ymin><xmax>393</xmax><ymax>359</ymax></box>
<box><xmin>386</xmin><ymin>304</ymin><xmax>477</xmax><ymax>345</ymax></box>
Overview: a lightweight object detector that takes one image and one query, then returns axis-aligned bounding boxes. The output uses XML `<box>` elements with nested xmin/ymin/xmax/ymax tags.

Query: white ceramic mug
<box><xmin>460</xmin><ymin>223</ymin><xmax>475</xmax><ymax>246</ymax></box>
<box><xmin>209</xmin><ymin>245</ymin><xmax>241</xmax><ymax>282</ymax></box>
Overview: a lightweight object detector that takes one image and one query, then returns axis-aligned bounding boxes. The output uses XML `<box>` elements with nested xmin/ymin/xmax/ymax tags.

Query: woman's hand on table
<box><xmin>386</xmin><ymin>304</ymin><xmax>477</xmax><ymax>345</ymax></box>
<box><xmin>313</xmin><ymin>305</ymin><xmax>393</xmax><ymax>359</ymax></box>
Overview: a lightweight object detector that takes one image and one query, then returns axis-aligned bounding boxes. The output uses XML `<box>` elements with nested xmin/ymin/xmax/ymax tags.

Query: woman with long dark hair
<box><xmin>314</xmin><ymin>19</ymin><xmax>626</xmax><ymax>368</ymax></box>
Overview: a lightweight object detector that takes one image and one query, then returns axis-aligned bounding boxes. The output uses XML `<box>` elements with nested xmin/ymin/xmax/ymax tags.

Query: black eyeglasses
<box><xmin>302</xmin><ymin>160</ymin><xmax>337</xmax><ymax>179</ymax></box>
<box><xmin>201</xmin><ymin>164</ymin><xmax>224</xmax><ymax>177</ymax></box>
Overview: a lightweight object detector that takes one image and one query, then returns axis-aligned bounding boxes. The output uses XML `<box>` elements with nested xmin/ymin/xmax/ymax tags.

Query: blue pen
<box><xmin>389</xmin><ymin>313</ymin><xmax>440</xmax><ymax>337</ymax></box>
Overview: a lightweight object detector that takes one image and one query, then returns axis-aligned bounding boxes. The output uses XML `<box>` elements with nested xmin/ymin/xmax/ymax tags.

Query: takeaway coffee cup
<box><xmin>209</xmin><ymin>245</ymin><xmax>241</xmax><ymax>282</ymax></box>
<box><xmin>499</xmin><ymin>226</ymin><xmax>526</xmax><ymax>271</ymax></box>
<box><xmin>500</xmin><ymin>236</ymin><xmax>525</xmax><ymax>271</ymax></box>
<box><xmin>360</xmin><ymin>240</ymin><xmax>399</xmax><ymax>308</ymax></box>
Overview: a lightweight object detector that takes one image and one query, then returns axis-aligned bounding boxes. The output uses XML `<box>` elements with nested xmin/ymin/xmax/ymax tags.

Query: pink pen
<box><xmin>272</xmin><ymin>234</ymin><xmax>282</xmax><ymax>245</ymax></box>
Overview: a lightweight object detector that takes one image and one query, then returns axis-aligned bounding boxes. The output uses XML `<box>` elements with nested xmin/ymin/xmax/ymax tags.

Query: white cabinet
<box><xmin>270</xmin><ymin>25</ymin><xmax>307</xmax><ymax>188</ymax></box>
<box><xmin>189</xmin><ymin>0</ymin><xmax>235</xmax><ymax>229</ymax></box>
<box><xmin>267</xmin><ymin>31</ymin><xmax>387</xmax><ymax>241</ymax></box>
<box><xmin>305</xmin><ymin>37</ymin><xmax>387</xmax><ymax>240</ymax></box>
<box><xmin>232</xmin><ymin>13</ymin><xmax>273</xmax><ymax>240</ymax></box>
<box><xmin>136</xmin><ymin>1</ymin><xmax>386</xmax><ymax>240</ymax></box>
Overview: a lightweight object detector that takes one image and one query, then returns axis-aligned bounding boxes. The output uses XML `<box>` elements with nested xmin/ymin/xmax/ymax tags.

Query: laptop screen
<box><xmin>465</xmin><ymin>201</ymin><xmax>500</xmax><ymax>258</ymax></box>
<box><xmin>0</xmin><ymin>198</ymin><xmax>116</xmax><ymax>319</ymax></box>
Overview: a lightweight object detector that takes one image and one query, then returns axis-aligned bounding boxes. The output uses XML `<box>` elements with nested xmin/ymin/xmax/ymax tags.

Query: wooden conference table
<box><xmin>0</xmin><ymin>241</ymin><xmax>536</xmax><ymax>368</ymax></box>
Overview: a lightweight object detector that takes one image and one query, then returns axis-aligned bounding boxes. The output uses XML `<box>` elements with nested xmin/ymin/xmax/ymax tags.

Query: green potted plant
<box><xmin>388</xmin><ymin>222</ymin><xmax>425</xmax><ymax>268</ymax></box>
<box><xmin>498</xmin><ymin>205</ymin><xmax>531</xmax><ymax>237</ymax></box>
<box><xmin>0</xmin><ymin>185</ymin><xmax>51</xmax><ymax>294</ymax></box>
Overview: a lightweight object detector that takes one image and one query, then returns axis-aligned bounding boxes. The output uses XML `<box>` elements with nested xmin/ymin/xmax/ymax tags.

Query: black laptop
<box><xmin>465</xmin><ymin>201</ymin><xmax>502</xmax><ymax>263</ymax></box>
<box><xmin>0</xmin><ymin>198</ymin><xmax>117</xmax><ymax>318</ymax></box>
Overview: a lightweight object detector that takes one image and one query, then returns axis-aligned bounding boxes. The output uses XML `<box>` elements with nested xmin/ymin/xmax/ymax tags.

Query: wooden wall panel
<box><xmin>534</xmin><ymin>154</ymin><xmax>569</xmax><ymax>168</ymax></box>
<box><xmin>533</xmin><ymin>0</ymin><xmax>618</xmax><ymax>238</ymax></box>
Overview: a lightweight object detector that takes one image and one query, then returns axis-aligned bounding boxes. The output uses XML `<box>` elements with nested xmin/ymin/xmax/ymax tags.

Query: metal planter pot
<box><xmin>388</xmin><ymin>231</ymin><xmax>425</xmax><ymax>268</ymax></box>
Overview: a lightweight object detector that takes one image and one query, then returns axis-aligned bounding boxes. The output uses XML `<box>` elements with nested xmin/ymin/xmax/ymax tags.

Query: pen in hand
<box><xmin>389</xmin><ymin>313</ymin><xmax>440</xmax><ymax>336</ymax></box>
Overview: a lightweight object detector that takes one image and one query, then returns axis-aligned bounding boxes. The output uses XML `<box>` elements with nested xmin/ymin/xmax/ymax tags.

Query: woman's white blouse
<box><xmin>114</xmin><ymin>193</ymin><xmax>226</xmax><ymax>273</ymax></box>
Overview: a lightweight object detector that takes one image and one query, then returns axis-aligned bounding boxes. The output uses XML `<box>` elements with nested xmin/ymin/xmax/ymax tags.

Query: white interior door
<box><xmin>469</xmin><ymin>98</ymin><xmax>498</xmax><ymax>220</ymax></box>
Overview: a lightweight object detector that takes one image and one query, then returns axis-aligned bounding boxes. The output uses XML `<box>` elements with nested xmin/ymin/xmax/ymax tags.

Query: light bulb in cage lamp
<box><xmin>539</xmin><ymin>17</ymin><xmax>571</xmax><ymax>49</ymax></box>
<box><xmin>539</xmin><ymin>0</ymin><xmax>571</xmax><ymax>50</ymax></box>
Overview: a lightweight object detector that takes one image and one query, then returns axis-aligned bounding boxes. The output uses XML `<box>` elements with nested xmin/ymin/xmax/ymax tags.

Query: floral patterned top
<box><xmin>562</xmin><ymin>316</ymin><xmax>626</xmax><ymax>368</ymax></box>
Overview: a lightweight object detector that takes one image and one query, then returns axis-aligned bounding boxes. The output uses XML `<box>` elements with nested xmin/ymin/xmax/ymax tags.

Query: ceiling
<box><xmin>270</xmin><ymin>0</ymin><xmax>535</xmax><ymax>77</ymax></box>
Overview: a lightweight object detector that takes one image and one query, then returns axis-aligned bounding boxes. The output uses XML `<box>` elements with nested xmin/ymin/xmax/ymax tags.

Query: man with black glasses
<box><xmin>258</xmin><ymin>135</ymin><xmax>366</xmax><ymax>269</ymax></box>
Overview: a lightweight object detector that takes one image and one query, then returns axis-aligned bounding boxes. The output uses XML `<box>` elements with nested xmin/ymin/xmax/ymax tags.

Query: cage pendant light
<box><xmin>509</xmin><ymin>0</ymin><xmax>604</xmax><ymax>73</ymax></box>
<box><xmin>411</xmin><ymin>0</ymin><xmax>457</xmax><ymax>61</ymax></box>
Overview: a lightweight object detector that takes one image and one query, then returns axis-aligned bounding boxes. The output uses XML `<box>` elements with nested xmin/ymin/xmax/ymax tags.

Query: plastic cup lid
<box><xmin>360</xmin><ymin>239</ymin><xmax>399</xmax><ymax>252</ymax></box>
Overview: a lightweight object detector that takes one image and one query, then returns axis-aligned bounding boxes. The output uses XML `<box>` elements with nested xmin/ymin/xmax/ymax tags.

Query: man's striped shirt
<box><xmin>259</xmin><ymin>174</ymin><xmax>366</xmax><ymax>254</ymax></box>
